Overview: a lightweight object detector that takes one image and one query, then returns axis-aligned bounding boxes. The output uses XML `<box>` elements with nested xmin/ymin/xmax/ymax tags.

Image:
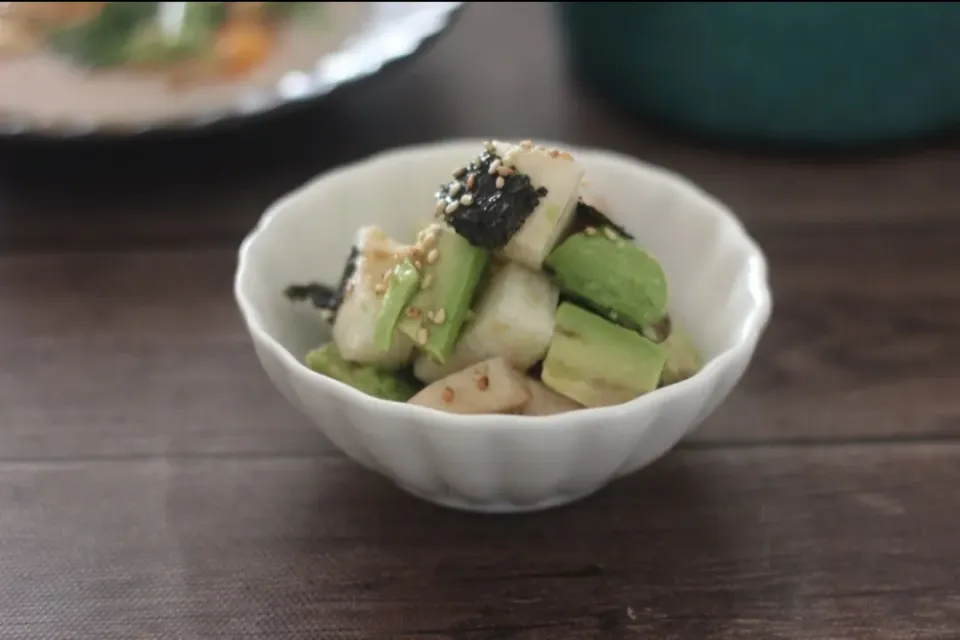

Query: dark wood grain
<box><xmin>2</xmin><ymin>445</ymin><xmax>959</xmax><ymax>639</ymax></box>
<box><xmin>1</xmin><ymin>3</ymin><xmax>959</xmax><ymax>638</ymax></box>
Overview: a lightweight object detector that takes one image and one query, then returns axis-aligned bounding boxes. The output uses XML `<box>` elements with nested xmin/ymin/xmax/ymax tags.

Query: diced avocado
<box><xmin>545</xmin><ymin>230</ymin><xmax>668</xmax><ymax>331</ymax></box>
<box><xmin>374</xmin><ymin>259</ymin><xmax>421</xmax><ymax>351</ymax></box>
<box><xmin>413</xmin><ymin>261</ymin><xmax>558</xmax><ymax>383</ymax></box>
<box><xmin>398</xmin><ymin>227</ymin><xmax>489</xmax><ymax>364</ymax></box>
<box><xmin>541</xmin><ymin>303</ymin><xmax>667</xmax><ymax>408</ymax></box>
<box><xmin>305</xmin><ymin>343</ymin><xmax>422</xmax><ymax>402</ymax></box>
<box><xmin>660</xmin><ymin>325</ymin><xmax>704</xmax><ymax>386</ymax></box>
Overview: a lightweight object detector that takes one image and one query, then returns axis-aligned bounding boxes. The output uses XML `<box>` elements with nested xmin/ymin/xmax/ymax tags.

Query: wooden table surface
<box><xmin>2</xmin><ymin>4</ymin><xmax>959</xmax><ymax>639</ymax></box>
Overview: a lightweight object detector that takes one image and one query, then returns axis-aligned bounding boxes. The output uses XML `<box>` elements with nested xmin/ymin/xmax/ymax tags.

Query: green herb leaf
<box><xmin>48</xmin><ymin>3</ymin><xmax>161</xmax><ymax>69</ymax></box>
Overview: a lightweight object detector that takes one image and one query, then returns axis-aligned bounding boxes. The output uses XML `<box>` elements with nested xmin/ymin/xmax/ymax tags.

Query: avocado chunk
<box><xmin>545</xmin><ymin>229</ymin><xmax>668</xmax><ymax>331</ymax></box>
<box><xmin>305</xmin><ymin>343</ymin><xmax>421</xmax><ymax>402</ymax></box>
<box><xmin>398</xmin><ymin>226</ymin><xmax>489</xmax><ymax>364</ymax></box>
<box><xmin>541</xmin><ymin>303</ymin><xmax>667</xmax><ymax>408</ymax></box>
<box><xmin>659</xmin><ymin>325</ymin><xmax>704</xmax><ymax>386</ymax></box>
<box><xmin>374</xmin><ymin>259</ymin><xmax>422</xmax><ymax>352</ymax></box>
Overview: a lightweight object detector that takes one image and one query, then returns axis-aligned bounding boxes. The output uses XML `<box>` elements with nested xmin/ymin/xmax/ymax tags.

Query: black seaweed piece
<box><xmin>567</xmin><ymin>200</ymin><xmax>635</xmax><ymax>241</ymax></box>
<box><xmin>437</xmin><ymin>152</ymin><xmax>548</xmax><ymax>250</ymax></box>
<box><xmin>527</xmin><ymin>360</ymin><xmax>544</xmax><ymax>379</ymax></box>
<box><xmin>556</xmin><ymin>290</ymin><xmax>649</xmax><ymax>335</ymax></box>
<box><xmin>555</xmin><ymin>290</ymin><xmax>672</xmax><ymax>342</ymax></box>
<box><xmin>284</xmin><ymin>282</ymin><xmax>338</xmax><ymax>309</ymax></box>
<box><xmin>283</xmin><ymin>246</ymin><xmax>360</xmax><ymax>322</ymax></box>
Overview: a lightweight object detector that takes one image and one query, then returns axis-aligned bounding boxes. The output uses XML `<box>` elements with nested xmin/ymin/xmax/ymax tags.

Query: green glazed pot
<box><xmin>556</xmin><ymin>2</ymin><xmax>960</xmax><ymax>147</ymax></box>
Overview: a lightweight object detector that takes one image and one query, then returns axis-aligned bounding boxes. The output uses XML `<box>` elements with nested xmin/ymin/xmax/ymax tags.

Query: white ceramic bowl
<box><xmin>234</xmin><ymin>139</ymin><xmax>772</xmax><ymax>513</ymax></box>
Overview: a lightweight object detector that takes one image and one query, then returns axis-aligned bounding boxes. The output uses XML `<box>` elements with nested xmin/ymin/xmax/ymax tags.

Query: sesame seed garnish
<box><xmin>466</xmin><ymin>173</ymin><xmax>476</xmax><ymax>190</ymax></box>
<box><xmin>548</xmin><ymin>148</ymin><xmax>560</xmax><ymax>158</ymax></box>
<box><xmin>584</xmin><ymin>226</ymin><xmax>597</xmax><ymax>236</ymax></box>
<box><xmin>414</xmin><ymin>260</ymin><xmax>423</xmax><ymax>270</ymax></box>
<box><xmin>445</xmin><ymin>201</ymin><xmax>459</xmax><ymax>214</ymax></box>
<box><xmin>475</xmin><ymin>374</ymin><xmax>489</xmax><ymax>391</ymax></box>
<box><xmin>426</xmin><ymin>248</ymin><xmax>439</xmax><ymax>264</ymax></box>
<box><xmin>406</xmin><ymin>307</ymin><xmax>421</xmax><ymax>319</ymax></box>
<box><xmin>495</xmin><ymin>176</ymin><xmax>505</xmax><ymax>190</ymax></box>
<box><xmin>441</xmin><ymin>387</ymin><xmax>455</xmax><ymax>403</ymax></box>
<box><xmin>434</xmin><ymin>200</ymin><xmax>445</xmax><ymax>215</ymax></box>
<box><xmin>421</xmin><ymin>274</ymin><xmax>433</xmax><ymax>289</ymax></box>
<box><xmin>374</xmin><ymin>282</ymin><xmax>386</xmax><ymax>295</ymax></box>
<box><xmin>603</xmin><ymin>227</ymin><xmax>619</xmax><ymax>241</ymax></box>
<box><xmin>425</xmin><ymin>310</ymin><xmax>435</xmax><ymax>322</ymax></box>
<box><xmin>319</xmin><ymin>309</ymin><xmax>334</xmax><ymax>322</ymax></box>
<box><xmin>452</xmin><ymin>167</ymin><xmax>466</xmax><ymax>178</ymax></box>
<box><xmin>559</xmin><ymin>151</ymin><xmax>574</xmax><ymax>161</ymax></box>
<box><xmin>417</xmin><ymin>327</ymin><xmax>429</xmax><ymax>345</ymax></box>
<box><xmin>433</xmin><ymin>308</ymin><xmax>446</xmax><ymax>324</ymax></box>
<box><xmin>488</xmin><ymin>158</ymin><xmax>501</xmax><ymax>175</ymax></box>
<box><xmin>448</xmin><ymin>182</ymin><xmax>461</xmax><ymax>197</ymax></box>
<box><xmin>484</xmin><ymin>140</ymin><xmax>497</xmax><ymax>153</ymax></box>
<box><xmin>459</xmin><ymin>194</ymin><xmax>473</xmax><ymax>206</ymax></box>
<box><xmin>610</xmin><ymin>311</ymin><xmax>619</xmax><ymax>320</ymax></box>
<box><xmin>520</xmin><ymin>139</ymin><xmax>533</xmax><ymax>149</ymax></box>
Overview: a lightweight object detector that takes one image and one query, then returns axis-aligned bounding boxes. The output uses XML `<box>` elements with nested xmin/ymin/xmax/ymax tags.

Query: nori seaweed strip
<box><xmin>566</xmin><ymin>200</ymin><xmax>635</xmax><ymax>241</ymax></box>
<box><xmin>437</xmin><ymin>151</ymin><xmax>547</xmax><ymax>251</ymax></box>
<box><xmin>553</xmin><ymin>286</ymin><xmax>671</xmax><ymax>341</ymax></box>
<box><xmin>283</xmin><ymin>246</ymin><xmax>360</xmax><ymax>323</ymax></box>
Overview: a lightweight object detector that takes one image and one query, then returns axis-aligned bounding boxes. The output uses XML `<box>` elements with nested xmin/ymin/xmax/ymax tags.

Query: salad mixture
<box><xmin>0</xmin><ymin>2</ymin><xmax>322</xmax><ymax>85</ymax></box>
<box><xmin>285</xmin><ymin>140</ymin><xmax>703</xmax><ymax>416</ymax></box>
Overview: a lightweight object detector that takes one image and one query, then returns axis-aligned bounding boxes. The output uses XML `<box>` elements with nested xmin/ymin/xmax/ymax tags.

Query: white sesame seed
<box><xmin>425</xmin><ymin>310</ymin><xmax>435</xmax><ymax>322</ymax></box>
<box><xmin>488</xmin><ymin>158</ymin><xmax>501</xmax><ymax>175</ymax></box>
<box><xmin>584</xmin><ymin>226</ymin><xmax>597</xmax><ymax>236</ymax></box>
<box><xmin>421</xmin><ymin>274</ymin><xmax>433</xmax><ymax>289</ymax></box>
<box><xmin>374</xmin><ymin>283</ymin><xmax>386</xmax><ymax>294</ymax></box>
<box><xmin>445</xmin><ymin>201</ymin><xmax>459</xmax><ymax>215</ymax></box>
<box><xmin>426</xmin><ymin>248</ymin><xmax>439</xmax><ymax>264</ymax></box>
<box><xmin>448</xmin><ymin>182</ymin><xmax>461</xmax><ymax>197</ymax></box>
<box><xmin>319</xmin><ymin>309</ymin><xmax>334</xmax><ymax>322</ymax></box>
<box><xmin>452</xmin><ymin>167</ymin><xmax>466</xmax><ymax>178</ymax></box>
<box><xmin>435</xmin><ymin>200</ymin><xmax>444</xmax><ymax>215</ymax></box>
<box><xmin>603</xmin><ymin>227</ymin><xmax>619</xmax><ymax>241</ymax></box>
<box><xmin>495</xmin><ymin>176</ymin><xmax>505</xmax><ymax>189</ymax></box>
<box><xmin>520</xmin><ymin>139</ymin><xmax>533</xmax><ymax>149</ymax></box>
<box><xmin>433</xmin><ymin>308</ymin><xmax>446</xmax><ymax>324</ymax></box>
<box><xmin>417</xmin><ymin>327</ymin><xmax>429</xmax><ymax>345</ymax></box>
<box><xmin>484</xmin><ymin>140</ymin><xmax>496</xmax><ymax>153</ymax></box>
<box><xmin>460</xmin><ymin>194</ymin><xmax>473</xmax><ymax>206</ymax></box>
<box><xmin>558</xmin><ymin>151</ymin><xmax>574</xmax><ymax>161</ymax></box>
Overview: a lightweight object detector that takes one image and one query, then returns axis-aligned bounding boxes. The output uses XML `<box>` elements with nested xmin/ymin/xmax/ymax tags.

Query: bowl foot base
<box><xmin>393</xmin><ymin>482</ymin><xmax>603</xmax><ymax>514</ymax></box>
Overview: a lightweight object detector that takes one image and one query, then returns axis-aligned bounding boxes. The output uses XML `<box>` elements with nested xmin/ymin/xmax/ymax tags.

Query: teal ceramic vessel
<box><xmin>556</xmin><ymin>2</ymin><xmax>960</xmax><ymax>147</ymax></box>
